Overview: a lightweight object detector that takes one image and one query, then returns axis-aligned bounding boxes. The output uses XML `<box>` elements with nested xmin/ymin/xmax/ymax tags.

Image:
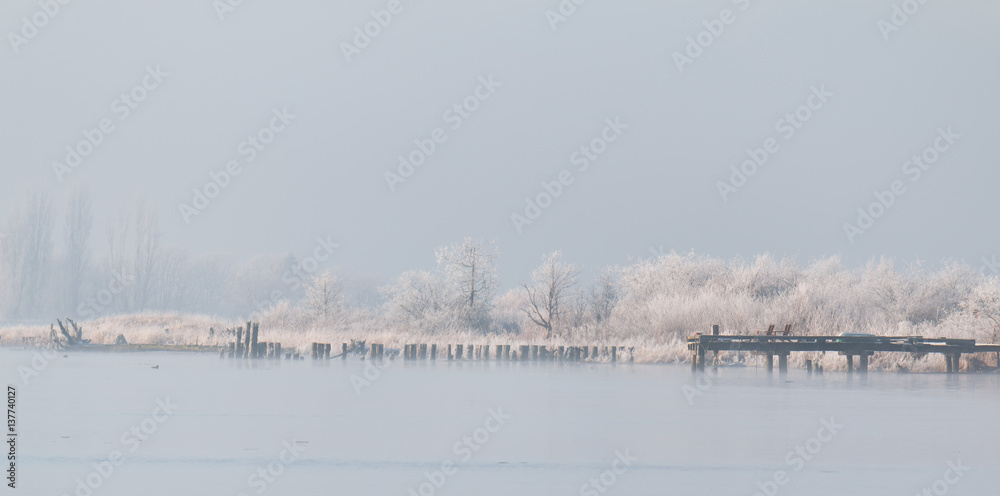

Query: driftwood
<box><xmin>51</xmin><ymin>318</ymin><xmax>91</xmax><ymax>347</ymax></box>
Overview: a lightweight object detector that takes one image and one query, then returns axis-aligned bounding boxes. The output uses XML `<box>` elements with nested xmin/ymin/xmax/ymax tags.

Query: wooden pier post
<box><xmin>539</xmin><ymin>346</ymin><xmax>547</xmax><ymax>361</ymax></box>
<box><xmin>243</xmin><ymin>323</ymin><xmax>252</xmax><ymax>358</ymax></box>
<box><xmin>954</xmin><ymin>353</ymin><xmax>961</xmax><ymax>373</ymax></box>
<box><xmin>945</xmin><ymin>354</ymin><xmax>954</xmax><ymax>373</ymax></box>
<box><xmin>592</xmin><ymin>346</ymin><xmax>599</xmax><ymax>359</ymax></box>
<box><xmin>431</xmin><ymin>344</ymin><xmax>437</xmax><ymax>360</ymax></box>
<box><xmin>765</xmin><ymin>354</ymin><xmax>774</xmax><ymax>372</ymax></box>
<box><xmin>582</xmin><ymin>346</ymin><xmax>589</xmax><ymax>360</ymax></box>
<box><xmin>447</xmin><ymin>344</ymin><xmax>453</xmax><ymax>360</ymax></box>
<box><xmin>250</xmin><ymin>323</ymin><xmax>259</xmax><ymax>358</ymax></box>
<box><xmin>531</xmin><ymin>345</ymin><xmax>538</xmax><ymax>360</ymax></box>
<box><xmin>846</xmin><ymin>355</ymin><xmax>854</xmax><ymax>374</ymax></box>
<box><xmin>236</xmin><ymin>329</ymin><xmax>243</xmax><ymax>357</ymax></box>
<box><xmin>419</xmin><ymin>344</ymin><xmax>427</xmax><ymax>360</ymax></box>
<box><xmin>611</xmin><ymin>346</ymin><xmax>619</xmax><ymax>363</ymax></box>
<box><xmin>456</xmin><ymin>344</ymin><xmax>463</xmax><ymax>360</ymax></box>
<box><xmin>519</xmin><ymin>345</ymin><xmax>529</xmax><ymax>362</ymax></box>
<box><xmin>503</xmin><ymin>345</ymin><xmax>510</xmax><ymax>360</ymax></box>
<box><xmin>858</xmin><ymin>353</ymin><xmax>869</xmax><ymax>375</ymax></box>
<box><xmin>496</xmin><ymin>345</ymin><xmax>503</xmax><ymax>360</ymax></box>
<box><xmin>778</xmin><ymin>353</ymin><xmax>788</xmax><ymax>374</ymax></box>
<box><xmin>805</xmin><ymin>359</ymin><xmax>813</xmax><ymax>375</ymax></box>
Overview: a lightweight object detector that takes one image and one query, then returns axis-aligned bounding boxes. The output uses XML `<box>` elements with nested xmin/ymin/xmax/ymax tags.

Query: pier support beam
<box><xmin>778</xmin><ymin>353</ymin><xmax>788</xmax><ymax>374</ymax></box>
<box><xmin>858</xmin><ymin>354</ymin><xmax>868</xmax><ymax>375</ymax></box>
<box><xmin>846</xmin><ymin>355</ymin><xmax>854</xmax><ymax>374</ymax></box>
<box><xmin>765</xmin><ymin>354</ymin><xmax>774</xmax><ymax>373</ymax></box>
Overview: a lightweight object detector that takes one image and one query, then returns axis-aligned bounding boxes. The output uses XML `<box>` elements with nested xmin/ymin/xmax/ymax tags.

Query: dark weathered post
<box><xmin>592</xmin><ymin>346</ymin><xmax>599</xmax><ymax>359</ymax></box>
<box><xmin>846</xmin><ymin>354</ymin><xmax>854</xmax><ymax>374</ymax></box>
<box><xmin>431</xmin><ymin>344</ymin><xmax>437</xmax><ymax>360</ymax></box>
<box><xmin>805</xmin><ymin>359</ymin><xmax>813</xmax><ymax>374</ymax></box>
<box><xmin>612</xmin><ymin>346</ymin><xmax>619</xmax><ymax>363</ymax></box>
<box><xmin>419</xmin><ymin>344</ymin><xmax>427</xmax><ymax>360</ymax></box>
<box><xmin>496</xmin><ymin>345</ymin><xmax>503</xmax><ymax>360</ymax></box>
<box><xmin>778</xmin><ymin>353</ymin><xmax>788</xmax><ymax>374</ymax></box>
<box><xmin>539</xmin><ymin>346</ymin><xmax>547</xmax><ymax>361</ymax></box>
<box><xmin>456</xmin><ymin>344</ymin><xmax>464</xmax><ymax>360</ymax></box>
<box><xmin>243</xmin><ymin>323</ymin><xmax>252</xmax><ymax>358</ymax></box>
<box><xmin>582</xmin><ymin>346</ymin><xmax>589</xmax><ymax>360</ymax></box>
<box><xmin>765</xmin><ymin>354</ymin><xmax>774</xmax><ymax>372</ymax></box>
<box><xmin>250</xmin><ymin>323</ymin><xmax>259</xmax><ymax>359</ymax></box>
<box><xmin>503</xmin><ymin>345</ymin><xmax>510</xmax><ymax>360</ymax></box>
<box><xmin>858</xmin><ymin>353</ymin><xmax>868</xmax><ymax>375</ymax></box>
<box><xmin>275</xmin><ymin>343</ymin><xmax>281</xmax><ymax>360</ymax></box>
<box><xmin>531</xmin><ymin>345</ymin><xmax>538</xmax><ymax>360</ymax></box>
<box><xmin>325</xmin><ymin>343</ymin><xmax>332</xmax><ymax>359</ymax></box>
<box><xmin>236</xmin><ymin>329</ymin><xmax>243</xmax><ymax>357</ymax></box>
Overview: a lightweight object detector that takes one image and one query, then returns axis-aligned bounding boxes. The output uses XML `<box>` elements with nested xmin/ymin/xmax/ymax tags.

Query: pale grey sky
<box><xmin>2</xmin><ymin>0</ymin><xmax>999</xmax><ymax>287</ymax></box>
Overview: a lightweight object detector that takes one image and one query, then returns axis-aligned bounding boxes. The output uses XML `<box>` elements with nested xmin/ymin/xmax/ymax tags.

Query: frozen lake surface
<box><xmin>5</xmin><ymin>349</ymin><xmax>999</xmax><ymax>495</ymax></box>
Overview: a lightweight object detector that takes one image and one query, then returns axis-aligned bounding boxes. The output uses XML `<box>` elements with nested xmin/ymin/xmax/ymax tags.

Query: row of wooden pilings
<box><xmin>223</xmin><ymin>322</ymin><xmax>289</xmax><ymax>359</ymax></box>
<box><xmin>401</xmin><ymin>344</ymin><xmax>631</xmax><ymax>362</ymax></box>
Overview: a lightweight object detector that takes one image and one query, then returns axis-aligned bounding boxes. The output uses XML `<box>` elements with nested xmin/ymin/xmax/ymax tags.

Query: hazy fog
<box><xmin>3</xmin><ymin>0</ymin><xmax>999</xmax><ymax>288</ymax></box>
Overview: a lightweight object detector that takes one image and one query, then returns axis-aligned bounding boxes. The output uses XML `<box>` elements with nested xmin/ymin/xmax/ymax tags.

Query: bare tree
<box><xmin>63</xmin><ymin>185</ymin><xmax>92</xmax><ymax>314</ymax></box>
<box><xmin>0</xmin><ymin>191</ymin><xmax>55</xmax><ymax>319</ymax></box>
<box><xmin>588</xmin><ymin>268</ymin><xmax>619</xmax><ymax>325</ymax></box>
<box><xmin>435</xmin><ymin>238</ymin><xmax>498</xmax><ymax>329</ymax></box>
<box><xmin>522</xmin><ymin>251</ymin><xmax>580</xmax><ymax>338</ymax></box>
<box><xmin>106</xmin><ymin>197</ymin><xmax>159</xmax><ymax>312</ymax></box>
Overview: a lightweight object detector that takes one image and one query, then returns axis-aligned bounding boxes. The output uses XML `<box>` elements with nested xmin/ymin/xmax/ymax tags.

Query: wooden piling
<box><xmin>531</xmin><ymin>345</ymin><xmax>538</xmax><ymax>360</ymax></box>
<box><xmin>456</xmin><ymin>344</ymin><xmax>464</xmax><ymax>360</ymax></box>
<box><xmin>611</xmin><ymin>346</ymin><xmax>618</xmax><ymax>363</ymax></box>
<box><xmin>325</xmin><ymin>343</ymin><xmax>331</xmax><ymax>359</ymax></box>
<box><xmin>805</xmin><ymin>359</ymin><xmax>813</xmax><ymax>374</ymax></box>
<box><xmin>503</xmin><ymin>345</ymin><xmax>510</xmax><ymax>360</ymax></box>
<box><xmin>539</xmin><ymin>346</ymin><xmax>547</xmax><ymax>360</ymax></box>
<box><xmin>858</xmin><ymin>353</ymin><xmax>868</xmax><ymax>375</ymax></box>
<box><xmin>250</xmin><ymin>323</ymin><xmax>259</xmax><ymax>358</ymax></box>
<box><xmin>244</xmin><ymin>322</ymin><xmax>252</xmax><ymax>358</ymax></box>
<box><xmin>236</xmin><ymin>329</ymin><xmax>243</xmax><ymax>357</ymax></box>
<box><xmin>419</xmin><ymin>344</ymin><xmax>427</xmax><ymax>360</ymax></box>
<box><xmin>582</xmin><ymin>346</ymin><xmax>589</xmax><ymax>360</ymax></box>
<box><xmin>496</xmin><ymin>345</ymin><xmax>503</xmax><ymax>360</ymax></box>
<box><xmin>765</xmin><ymin>354</ymin><xmax>774</xmax><ymax>372</ymax></box>
<box><xmin>431</xmin><ymin>344</ymin><xmax>437</xmax><ymax>360</ymax></box>
<box><xmin>592</xmin><ymin>346</ymin><xmax>598</xmax><ymax>359</ymax></box>
<box><xmin>778</xmin><ymin>353</ymin><xmax>788</xmax><ymax>373</ymax></box>
<box><xmin>846</xmin><ymin>355</ymin><xmax>854</xmax><ymax>374</ymax></box>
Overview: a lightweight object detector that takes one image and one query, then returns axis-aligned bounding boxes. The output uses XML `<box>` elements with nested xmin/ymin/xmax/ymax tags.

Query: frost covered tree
<box><xmin>380</xmin><ymin>270</ymin><xmax>449</xmax><ymax>331</ymax></box>
<box><xmin>522</xmin><ymin>251</ymin><xmax>580</xmax><ymax>338</ymax></box>
<box><xmin>435</xmin><ymin>238</ymin><xmax>498</xmax><ymax>329</ymax></box>
<box><xmin>303</xmin><ymin>270</ymin><xmax>342</xmax><ymax>325</ymax></box>
<box><xmin>0</xmin><ymin>191</ymin><xmax>55</xmax><ymax>319</ymax></box>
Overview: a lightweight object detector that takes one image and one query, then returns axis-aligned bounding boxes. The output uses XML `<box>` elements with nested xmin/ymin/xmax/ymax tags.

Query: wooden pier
<box><xmin>688</xmin><ymin>325</ymin><xmax>1000</xmax><ymax>374</ymax></box>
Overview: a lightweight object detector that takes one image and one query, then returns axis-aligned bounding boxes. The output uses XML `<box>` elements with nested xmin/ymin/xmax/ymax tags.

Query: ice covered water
<box><xmin>6</xmin><ymin>349</ymin><xmax>998</xmax><ymax>495</ymax></box>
